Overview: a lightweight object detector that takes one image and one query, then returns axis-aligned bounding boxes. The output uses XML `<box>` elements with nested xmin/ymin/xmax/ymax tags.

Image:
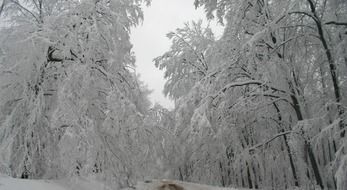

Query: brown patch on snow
<box><xmin>157</xmin><ymin>182</ymin><xmax>184</xmax><ymax>190</ymax></box>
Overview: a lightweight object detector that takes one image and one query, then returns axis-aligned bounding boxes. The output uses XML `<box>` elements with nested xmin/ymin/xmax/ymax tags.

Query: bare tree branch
<box><xmin>10</xmin><ymin>0</ymin><xmax>40</xmax><ymax>23</ymax></box>
<box><xmin>325</xmin><ymin>21</ymin><xmax>347</xmax><ymax>26</ymax></box>
<box><xmin>0</xmin><ymin>0</ymin><xmax>6</xmax><ymax>17</ymax></box>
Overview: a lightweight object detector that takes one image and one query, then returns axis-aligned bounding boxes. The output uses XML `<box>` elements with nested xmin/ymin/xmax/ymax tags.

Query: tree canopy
<box><xmin>1</xmin><ymin>0</ymin><xmax>346</xmax><ymax>190</ymax></box>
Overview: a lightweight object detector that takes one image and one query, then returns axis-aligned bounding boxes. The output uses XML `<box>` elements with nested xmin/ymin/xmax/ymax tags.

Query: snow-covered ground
<box><xmin>0</xmin><ymin>175</ymin><xmax>66</xmax><ymax>190</ymax></box>
<box><xmin>0</xmin><ymin>175</ymin><xmax>315</xmax><ymax>190</ymax></box>
<box><xmin>0</xmin><ymin>175</ymin><xmax>243</xmax><ymax>190</ymax></box>
<box><xmin>137</xmin><ymin>179</ymin><xmax>241</xmax><ymax>190</ymax></box>
<box><xmin>0</xmin><ymin>175</ymin><xmax>111</xmax><ymax>190</ymax></box>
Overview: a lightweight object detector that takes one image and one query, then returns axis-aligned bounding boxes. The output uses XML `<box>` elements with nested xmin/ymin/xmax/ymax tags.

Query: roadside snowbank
<box><xmin>0</xmin><ymin>174</ymin><xmax>66</xmax><ymax>190</ymax></box>
<box><xmin>0</xmin><ymin>175</ymin><xmax>111</xmax><ymax>190</ymax></box>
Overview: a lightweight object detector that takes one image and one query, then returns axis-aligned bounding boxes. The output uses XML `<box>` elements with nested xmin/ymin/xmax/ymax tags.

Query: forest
<box><xmin>0</xmin><ymin>0</ymin><xmax>346</xmax><ymax>190</ymax></box>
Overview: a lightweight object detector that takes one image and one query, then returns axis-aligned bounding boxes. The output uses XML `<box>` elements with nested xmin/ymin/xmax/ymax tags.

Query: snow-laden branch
<box><xmin>171</xmin><ymin>32</ymin><xmax>208</xmax><ymax>75</ymax></box>
<box><xmin>288</xmin><ymin>11</ymin><xmax>318</xmax><ymax>22</ymax></box>
<box><xmin>208</xmin><ymin>80</ymin><xmax>288</xmax><ymax>100</ymax></box>
<box><xmin>270</xmin><ymin>34</ymin><xmax>305</xmax><ymax>55</ymax></box>
<box><xmin>248</xmin><ymin>130</ymin><xmax>300</xmax><ymax>152</ymax></box>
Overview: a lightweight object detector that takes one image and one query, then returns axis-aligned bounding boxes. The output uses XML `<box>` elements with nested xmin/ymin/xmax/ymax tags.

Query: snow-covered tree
<box><xmin>156</xmin><ymin>0</ymin><xmax>347</xmax><ymax>189</ymax></box>
<box><xmin>0</xmin><ymin>0</ymin><xmax>158</xmax><ymax>188</ymax></box>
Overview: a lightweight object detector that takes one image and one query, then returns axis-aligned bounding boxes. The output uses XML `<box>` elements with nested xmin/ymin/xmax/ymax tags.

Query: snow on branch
<box><xmin>288</xmin><ymin>11</ymin><xmax>317</xmax><ymax>22</ymax></box>
<box><xmin>248</xmin><ymin>130</ymin><xmax>300</xmax><ymax>152</ymax></box>
<box><xmin>208</xmin><ymin>80</ymin><xmax>288</xmax><ymax>100</ymax></box>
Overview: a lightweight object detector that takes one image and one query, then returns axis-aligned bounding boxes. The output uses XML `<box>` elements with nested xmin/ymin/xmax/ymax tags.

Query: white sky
<box><xmin>131</xmin><ymin>0</ymin><xmax>223</xmax><ymax>109</ymax></box>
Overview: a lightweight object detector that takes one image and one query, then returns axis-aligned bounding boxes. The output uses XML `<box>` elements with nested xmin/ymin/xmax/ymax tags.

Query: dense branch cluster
<box><xmin>0</xmin><ymin>0</ymin><xmax>346</xmax><ymax>190</ymax></box>
<box><xmin>0</xmin><ymin>0</ymin><xmax>161</xmax><ymax>188</ymax></box>
<box><xmin>155</xmin><ymin>0</ymin><xmax>347</xmax><ymax>189</ymax></box>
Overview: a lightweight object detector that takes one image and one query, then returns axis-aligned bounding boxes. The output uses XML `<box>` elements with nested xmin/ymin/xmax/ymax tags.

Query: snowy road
<box><xmin>136</xmin><ymin>179</ymin><xmax>241</xmax><ymax>190</ymax></box>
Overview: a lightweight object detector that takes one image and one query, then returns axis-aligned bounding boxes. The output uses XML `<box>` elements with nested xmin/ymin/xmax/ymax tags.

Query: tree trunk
<box><xmin>306</xmin><ymin>0</ymin><xmax>344</xmax><ymax>137</ymax></box>
<box><xmin>288</xmin><ymin>78</ymin><xmax>324</xmax><ymax>188</ymax></box>
<box><xmin>273</xmin><ymin>103</ymin><xmax>299</xmax><ymax>186</ymax></box>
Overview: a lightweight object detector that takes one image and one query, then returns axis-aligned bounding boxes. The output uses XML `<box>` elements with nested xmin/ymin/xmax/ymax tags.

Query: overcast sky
<box><xmin>131</xmin><ymin>0</ymin><xmax>223</xmax><ymax>109</ymax></box>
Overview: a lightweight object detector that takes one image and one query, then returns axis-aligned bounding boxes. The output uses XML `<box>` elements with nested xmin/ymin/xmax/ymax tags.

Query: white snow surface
<box><xmin>0</xmin><ymin>175</ymin><xmax>244</xmax><ymax>190</ymax></box>
<box><xmin>136</xmin><ymin>179</ymin><xmax>241</xmax><ymax>190</ymax></box>
<box><xmin>0</xmin><ymin>175</ymin><xmax>66</xmax><ymax>190</ymax></box>
<box><xmin>0</xmin><ymin>175</ymin><xmax>111</xmax><ymax>190</ymax></box>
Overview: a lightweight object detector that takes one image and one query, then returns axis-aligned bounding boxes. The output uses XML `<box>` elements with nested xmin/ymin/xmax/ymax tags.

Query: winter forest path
<box><xmin>136</xmin><ymin>179</ymin><xmax>244</xmax><ymax>190</ymax></box>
